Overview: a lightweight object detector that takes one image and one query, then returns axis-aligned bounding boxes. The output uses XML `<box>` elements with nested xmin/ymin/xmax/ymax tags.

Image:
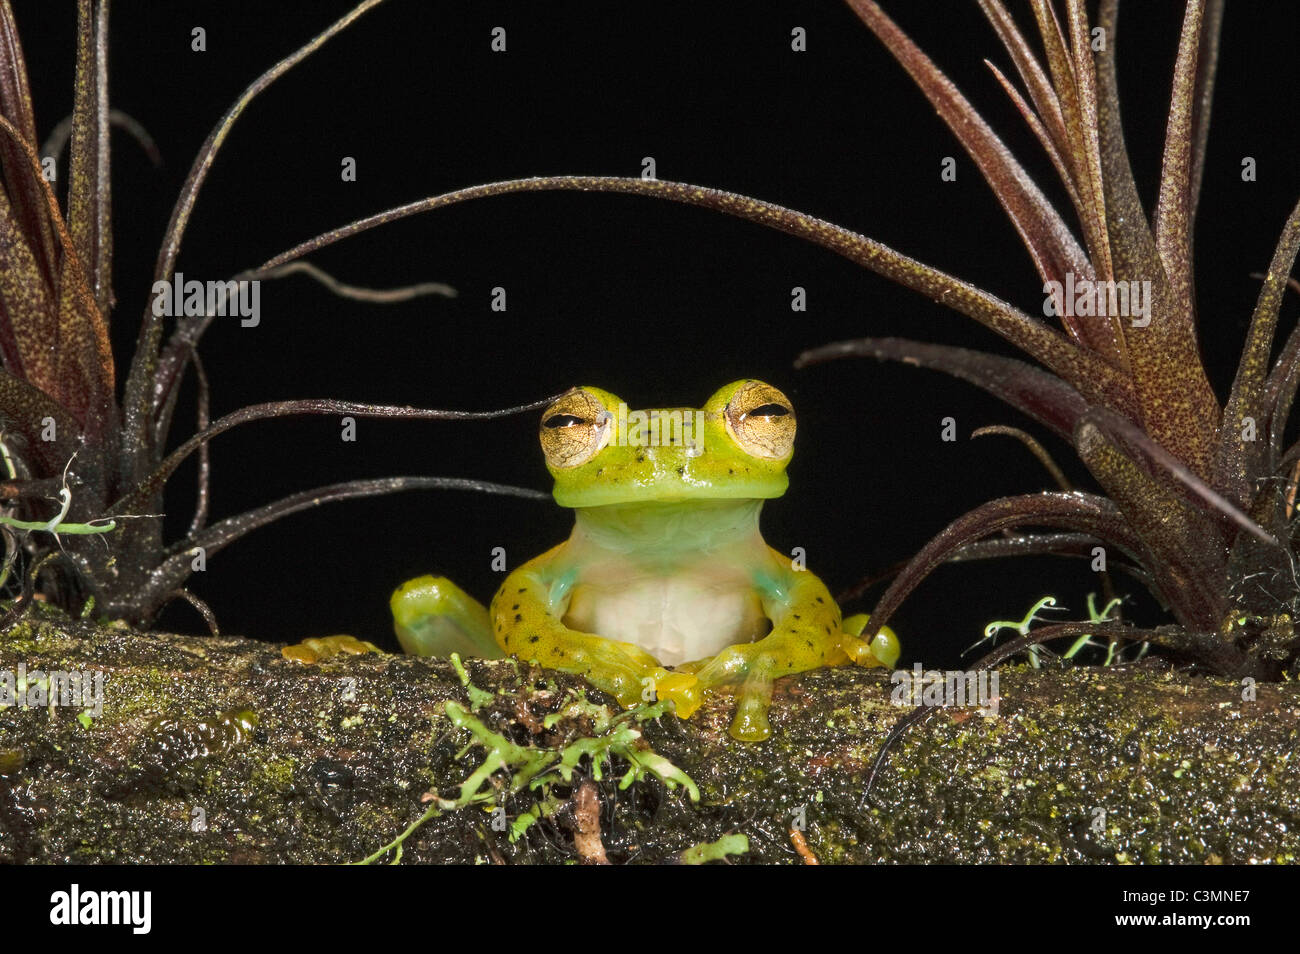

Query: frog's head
<box><xmin>540</xmin><ymin>380</ymin><xmax>796</xmax><ymax>508</ymax></box>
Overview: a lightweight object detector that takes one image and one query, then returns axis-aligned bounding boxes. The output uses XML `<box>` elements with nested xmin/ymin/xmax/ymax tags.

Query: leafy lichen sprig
<box><xmin>978</xmin><ymin>595</ymin><xmax>1068</xmax><ymax>668</ymax></box>
<box><xmin>680</xmin><ymin>834</ymin><xmax>750</xmax><ymax>865</ymax></box>
<box><xmin>358</xmin><ymin>691</ymin><xmax>698</xmax><ymax>865</ymax></box>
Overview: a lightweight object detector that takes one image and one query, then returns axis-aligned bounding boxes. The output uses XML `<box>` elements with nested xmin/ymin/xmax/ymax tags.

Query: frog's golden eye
<box><xmin>540</xmin><ymin>388</ymin><xmax>612</xmax><ymax>468</ymax></box>
<box><xmin>724</xmin><ymin>381</ymin><xmax>795</xmax><ymax>460</ymax></box>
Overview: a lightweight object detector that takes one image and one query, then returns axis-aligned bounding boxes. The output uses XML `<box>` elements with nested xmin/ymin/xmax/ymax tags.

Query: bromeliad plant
<box><xmin>798</xmin><ymin>0</ymin><xmax>1300</xmax><ymax>681</ymax></box>
<box><xmin>233</xmin><ymin>0</ymin><xmax>1300</xmax><ymax>679</ymax></box>
<box><xmin>0</xmin><ymin>0</ymin><xmax>546</xmax><ymax>627</ymax></box>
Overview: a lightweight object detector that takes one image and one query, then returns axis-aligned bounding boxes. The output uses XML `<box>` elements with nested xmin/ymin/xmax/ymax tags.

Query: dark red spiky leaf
<box><xmin>1217</xmin><ymin>197</ymin><xmax>1300</xmax><ymax>506</ymax></box>
<box><xmin>0</xmin><ymin>0</ymin><xmax>56</xmax><ymax>281</ymax></box>
<box><xmin>1073</xmin><ymin>413</ymin><xmax>1227</xmax><ymax>630</ymax></box>
<box><xmin>251</xmin><ymin>174</ymin><xmax>1145</xmax><ymax>420</ymax></box>
<box><xmin>1093</xmin><ymin>0</ymin><xmax>1220</xmax><ymax>478</ymax></box>
<box><xmin>796</xmin><ymin>336</ymin><xmax>1088</xmax><ymax>440</ymax></box>
<box><xmin>864</xmin><ymin>490</ymin><xmax>1146</xmax><ymax>639</ymax></box>
<box><xmin>845</xmin><ymin>0</ymin><xmax>1115</xmax><ymax>358</ymax></box>
<box><xmin>66</xmin><ymin>0</ymin><xmax>112</xmax><ymax>314</ymax></box>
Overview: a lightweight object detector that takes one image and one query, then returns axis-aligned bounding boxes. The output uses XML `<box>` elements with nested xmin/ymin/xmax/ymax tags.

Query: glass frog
<box><xmin>391</xmin><ymin>380</ymin><xmax>899</xmax><ymax>741</ymax></box>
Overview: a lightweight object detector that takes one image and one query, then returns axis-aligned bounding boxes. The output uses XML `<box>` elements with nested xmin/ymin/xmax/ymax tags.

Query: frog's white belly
<box><xmin>563</xmin><ymin>575</ymin><xmax>767</xmax><ymax>666</ymax></box>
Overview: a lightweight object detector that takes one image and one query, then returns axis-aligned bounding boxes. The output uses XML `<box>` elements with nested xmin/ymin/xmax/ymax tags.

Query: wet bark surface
<box><xmin>1</xmin><ymin>610</ymin><xmax>1297</xmax><ymax>864</ymax></box>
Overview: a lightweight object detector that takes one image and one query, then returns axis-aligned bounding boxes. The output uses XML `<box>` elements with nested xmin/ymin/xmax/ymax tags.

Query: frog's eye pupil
<box><xmin>544</xmin><ymin>414</ymin><xmax>586</xmax><ymax>429</ymax></box>
<box><xmin>748</xmin><ymin>403</ymin><xmax>790</xmax><ymax>418</ymax></box>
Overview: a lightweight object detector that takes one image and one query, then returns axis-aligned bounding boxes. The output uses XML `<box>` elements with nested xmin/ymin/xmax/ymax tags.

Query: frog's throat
<box><xmin>570</xmin><ymin>498</ymin><xmax>765</xmax><ymax>555</ymax></box>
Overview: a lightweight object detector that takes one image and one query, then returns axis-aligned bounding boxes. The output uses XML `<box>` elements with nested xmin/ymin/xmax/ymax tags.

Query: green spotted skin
<box><xmin>490</xmin><ymin>544</ymin><xmax>665</xmax><ymax>708</ymax></box>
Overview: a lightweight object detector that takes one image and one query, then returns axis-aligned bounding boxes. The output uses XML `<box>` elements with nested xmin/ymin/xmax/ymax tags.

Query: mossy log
<box><xmin>0</xmin><ymin>611</ymin><xmax>1297</xmax><ymax>864</ymax></box>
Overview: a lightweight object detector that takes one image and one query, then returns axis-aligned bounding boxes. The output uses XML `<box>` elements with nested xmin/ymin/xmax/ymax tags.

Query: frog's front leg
<box><xmin>492</xmin><ymin>549</ymin><xmax>698</xmax><ymax>710</ymax></box>
<box><xmin>693</xmin><ymin>547</ymin><xmax>899</xmax><ymax>742</ymax></box>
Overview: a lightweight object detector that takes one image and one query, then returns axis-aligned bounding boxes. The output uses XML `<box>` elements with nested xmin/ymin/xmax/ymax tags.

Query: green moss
<box><xmin>0</xmin><ymin>747</ymin><xmax>25</xmax><ymax>774</ymax></box>
<box><xmin>258</xmin><ymin>757</ymin><xmax>297</xmax><ymax>793</ymax></box>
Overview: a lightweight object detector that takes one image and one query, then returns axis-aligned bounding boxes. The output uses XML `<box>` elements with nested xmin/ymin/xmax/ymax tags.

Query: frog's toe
<box><xmin>582</xmin><ymin>667</ymin><xmax>651</xmax><ymax>709</ymax></box>
<box><xmin>282</xmin><ymin>634</ymin><xmax>382</xmax><ymax>664</ymax></box>
<box><xmin>689</xmin><ymin>646</ymin><xmax>776</xmax><ymax>741</ymax></box>
<box><xmin>840</xmin><ymin>614</ymin><xmax>901</xmax><ymax>668</ymax></box>
<box><xmin>652</xmin><ymin>669</ymin><xmax>703</xmax><ymax>718</ymax></box>
<box><xmin>692</xmin><ymin>642</ymin><xmax>757</xmax><ymax>686</ymax></box>
<box><xmin>729</xmin><ymin>666</ymin><xmax>774</xmax><ymax>742</ymax></box>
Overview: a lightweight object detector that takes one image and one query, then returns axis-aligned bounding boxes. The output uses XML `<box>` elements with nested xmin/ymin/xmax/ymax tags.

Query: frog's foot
<box><xmin>649</xmin><ymin>669</ymin><xmax>703</xmax><ymax>718</ymax></box>
<box><xmin>840</xmin><ymin>614</ymin><xmax>901</xmax><ymax>669</ymax></box>
<box><xmin>526</xmin><ymin>631</ymin><xmax>673</xmax><ymax>709</ymax></box>
<box><xmin>391</xmin><ymin>575</ymin><xmax>502</xmax><ymax>659</ymax></box>
<box><xmin>685</xmin><ymin>618</ymin><xmax>901</xmax><ymax>741</ymax></box>
<box><xmin>282</xmin><ymin>634</ymin><xmax>382</xmax><ymax>664</ymax></box>
<box><xmin>538</xmin><ymin>643</ymin><xmax>701</xmax><ymax>719</ymax></box>
<box><xmin>690</xmin><ymin>637</ymin><xmax>809</xmax><ymax>742</ymax></box>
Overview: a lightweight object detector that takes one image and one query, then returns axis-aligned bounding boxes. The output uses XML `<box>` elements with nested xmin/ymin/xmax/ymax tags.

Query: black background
<box><xmin>9</xmin><ymin>1</ymin><xmax>1300</xmax><ymax>666</ymax></box>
